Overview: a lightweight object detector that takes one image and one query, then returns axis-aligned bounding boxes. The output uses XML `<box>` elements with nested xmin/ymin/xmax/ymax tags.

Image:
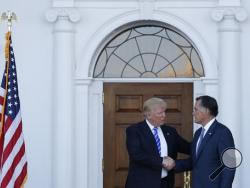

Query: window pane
<box><xmin>94</xmin><ymin>21</ymin><xmax>204</xmax><ymax>78</ymax></box>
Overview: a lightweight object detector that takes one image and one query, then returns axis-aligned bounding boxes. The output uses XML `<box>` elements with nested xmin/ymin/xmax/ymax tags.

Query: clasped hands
<box><xmin>162</xmin><ymin>156</ymin><xmax>175</xmax><ymax>170</ymax></box>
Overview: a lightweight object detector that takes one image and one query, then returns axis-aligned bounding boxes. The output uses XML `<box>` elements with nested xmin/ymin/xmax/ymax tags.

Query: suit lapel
<box><xmin>161</xmin><ymin>126</ymin><xmax>172</xmax><ymax>156</ymax></box>
<box><xmin>192</xmin><ymin>129</ymin><xmax>200</xmax><ymax>162</ymax></box>
<box><xmin>195</xmin><ymin>120</ymin><xmax>218</xmax><ymax>160</ymax></box>
<box><xmin>141</xmin><ymin>121</ymin><xmax>160</xmax><ymax>156</ymax></box>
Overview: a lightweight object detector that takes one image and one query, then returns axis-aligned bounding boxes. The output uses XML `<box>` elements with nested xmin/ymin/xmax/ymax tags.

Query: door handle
<box><xmin>183</xmin><ymin>171</ymin><xmax>191</xmax><ymax>188</ymax></box>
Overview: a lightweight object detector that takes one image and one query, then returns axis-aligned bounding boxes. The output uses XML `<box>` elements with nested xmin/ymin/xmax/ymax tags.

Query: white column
<box><xmin>46</xmin><ymin>8</ymin><xmax>80</xmax><ymax>188</ymax></box>
<box><xmin>212</xmin><ymin>7</ymin><xmax>247</xmax><ymax>146</ymax></box>
<box><xmin>212</xmin><ymin>7</ymin><xmax>247</xmax><ymax>188</ymax></box>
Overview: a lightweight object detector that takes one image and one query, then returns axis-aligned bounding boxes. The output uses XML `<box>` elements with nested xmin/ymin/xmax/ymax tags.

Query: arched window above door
<box><xmin>93</xmin><ymin>21</ymin><xmax>204</xmax><ymax>78</ymax></box>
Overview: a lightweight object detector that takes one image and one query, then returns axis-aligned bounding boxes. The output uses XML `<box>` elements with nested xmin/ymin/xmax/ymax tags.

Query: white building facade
<box><xmin>0</xmin><ymin>0</ymin><xmax>250</xmax><ymax>187</ymax></box>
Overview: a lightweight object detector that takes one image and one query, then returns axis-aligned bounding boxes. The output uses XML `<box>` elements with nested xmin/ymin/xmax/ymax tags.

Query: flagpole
<box><xmin>0</xmin><ymin>32</ymin><xmax>11</xmax><ymax>173</ymax></box>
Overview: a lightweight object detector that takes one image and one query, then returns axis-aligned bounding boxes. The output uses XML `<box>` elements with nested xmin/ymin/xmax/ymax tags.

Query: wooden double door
<box><xmin>103</xmin><ymin>83</ymin><xmax>193</xmax><ymax>188</ymax></box>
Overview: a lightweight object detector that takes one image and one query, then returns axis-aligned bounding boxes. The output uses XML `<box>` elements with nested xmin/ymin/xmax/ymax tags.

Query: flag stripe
<box><xmin>3</xmin><ymin>112</ymin><xmax>21</xmax><ymax>148</ymax></box>
<box><xmin>3</xmin><ymin>121</ymin><xmax>22</xmax><ymax>165</ymax></box>
<box><xmin>0</xmin><ymin>143</ymin><xmax>25</xmax><ymax>188</ymax></box>
<box><xmin>14</xmin><ymin>162</ymin><xmax>27</xmax><ymax>188</ymax></box>
<box><xmin>12</xmin><ymin>157</ymin><xmax>27</xmax><ymax>188</ymax></box>
<box><xmin>1</xmin><ymin>133</ymin><xmax>24</xmax><ymax>180</ymax></box>
<box><xmin>0</xmin><ymin>97</ymin><xmax>4</xmax><ymax>106</ymax></box>
<box><xmin>3</xmin><ymin>116</ymin><xmax>13</xmax><ymax>135</ymax></box>
<box><xmin>0</xmin><ymin>88</ymin><xmax>5</xmax><ymax>123</ymax></box>
<box><xmin>0</xmin><ymin>87</ymin><xmax>5</xmax><ymax>97</ymax></box>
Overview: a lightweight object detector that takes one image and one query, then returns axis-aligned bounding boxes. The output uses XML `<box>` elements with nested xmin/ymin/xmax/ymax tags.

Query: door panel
<box><xmin>104</xmin><ymin>83</ymin><xmax>193</xmax><ymax>188</ymax></box>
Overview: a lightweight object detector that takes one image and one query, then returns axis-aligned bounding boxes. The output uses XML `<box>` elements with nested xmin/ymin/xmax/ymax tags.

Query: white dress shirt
<box><xmin>196</xmin><ymin>118</ymin><xmax>215</xmax><ymax>151</ymax></box>
<box><xmin>146</xmin><ymin>119</ymin><xmax>168</xmax><ymax>178</ymax></box>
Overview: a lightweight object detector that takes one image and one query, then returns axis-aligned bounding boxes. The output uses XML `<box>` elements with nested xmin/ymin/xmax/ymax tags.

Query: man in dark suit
<box><xmin>175</xmin><ymin>95</ymin><xmax>235</xmax><ymax>188</ymax></box>
<box><xmin>125</xmin><ymin>97</ymin><xmax>190</xmax><ymax>188</ymax></box>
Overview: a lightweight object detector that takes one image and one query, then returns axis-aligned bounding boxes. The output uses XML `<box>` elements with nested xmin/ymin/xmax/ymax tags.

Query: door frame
<box><xmin>86</xmin><ymin>78</ymin><xmax>218</xmax><ymax>188</ymax></box>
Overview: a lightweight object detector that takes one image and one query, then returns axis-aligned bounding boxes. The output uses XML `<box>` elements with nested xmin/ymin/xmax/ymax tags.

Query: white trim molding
<box><xmin>53</xmin><ymin>0</ymin><xmax>217</xmax><ymax>9</ymax></box>
<box><xmin>80</xmin><ymin>10</ymin><xmax>217</xmax><ymax>80</ymax></box>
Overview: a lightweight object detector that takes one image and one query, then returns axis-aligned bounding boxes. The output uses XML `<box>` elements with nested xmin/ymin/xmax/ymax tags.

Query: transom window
<box><xmin>93</xmin><ymin>21</ymin><xmax>204</xmax><ymax>78</ymax></box>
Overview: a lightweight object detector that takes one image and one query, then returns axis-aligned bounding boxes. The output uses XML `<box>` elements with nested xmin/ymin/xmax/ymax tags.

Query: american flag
<box><xmin>0</xmin><ymin>32</ymin><xmax>27</xmax><ymax>188</ymax></box>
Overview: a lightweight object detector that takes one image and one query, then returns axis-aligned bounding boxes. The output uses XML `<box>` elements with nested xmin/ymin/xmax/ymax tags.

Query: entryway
<box><xmin>103</xmin><ymin>83</ymin><xmax>193</xmax><ymax>188</ymax></box>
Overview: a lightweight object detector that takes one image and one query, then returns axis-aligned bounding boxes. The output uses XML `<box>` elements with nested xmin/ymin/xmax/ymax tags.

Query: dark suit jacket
<box><xmin>125</xmin><ymin>120</ymin><xmax>190</xmax><ymax>188</ymax></box>
<box><xmin>175</xmin><ymin>120</ymin><xmax>235</xmax><ymax>188</ymax></box>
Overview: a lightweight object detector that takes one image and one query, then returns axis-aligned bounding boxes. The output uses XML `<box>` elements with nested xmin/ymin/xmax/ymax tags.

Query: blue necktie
<box><xmin>196</xmin><ymin>127</ymin><xmax>205</xmax><ymax>156</ymax></box>
<box><xmin>153</xmin><ymin>127</ymin><xmax>161</xmax><ymax>155</ymax></box>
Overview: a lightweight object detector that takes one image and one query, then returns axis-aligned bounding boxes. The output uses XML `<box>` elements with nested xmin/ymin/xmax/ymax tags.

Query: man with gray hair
<box><xmin>125</xmin><ymin>97</ymin><xmax>190</xmax><ymax>188</ymax></box>
<box><xmin>174</xmin><ymin>95</ymin><xmax>235</xmax><ymax>188</ymax></box>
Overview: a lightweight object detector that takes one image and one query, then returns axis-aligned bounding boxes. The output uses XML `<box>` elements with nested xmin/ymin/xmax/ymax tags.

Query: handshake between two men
<box><xmin>162</xmin><ymin>156</ymin><xmax>175</xmax><ymax>170</ymax></box>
